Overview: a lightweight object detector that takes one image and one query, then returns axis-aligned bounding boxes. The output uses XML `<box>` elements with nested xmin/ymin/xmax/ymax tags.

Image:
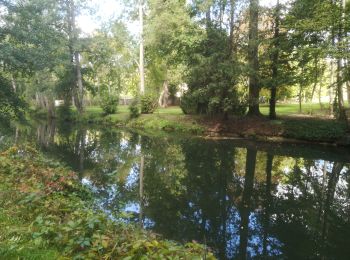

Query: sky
<box><xmin>78</xmin><ymin>0</ymin><xmax>288</xmax><ymax>35</ymax></box>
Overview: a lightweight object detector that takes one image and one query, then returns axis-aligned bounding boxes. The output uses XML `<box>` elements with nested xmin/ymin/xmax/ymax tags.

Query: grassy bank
<box><xmin>0</xmin><ymin>146</ymin><xmax>214</xmax><ymax>259</ymax></box>
<box><xmin>32</xmin><ymin>104</ymin><xmax>349</xmax><ymax>144</ymax></box>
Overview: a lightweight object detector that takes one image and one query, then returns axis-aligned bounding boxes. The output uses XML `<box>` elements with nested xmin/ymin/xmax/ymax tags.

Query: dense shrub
<box><xmin>141</xmin><ymin>94</ymin><xmax>158</xmax><ymax>114</ymax></box>
<box><xmin>129</xmin><ymin>100</ymin><xmax>140</xmax><ymax>119</ymax></box>
<box><xmin>180</xmin><ymin>89</ymin><xmax>247</xmax><ymax>116</ymax></box>
<box><xmin>180</xmin><ymin>91</ymin><xmax>204</xmax><ymax>115</ymax></box>
<box><xmin>0</xmin><ymin>76</ymin><xmax>25</xmax><ymax>122</ymax></box>
<box><xmin>181</xmin><ymin>27</ymin><xmax>247</xmax><ymax>117</ymax></box>
<box><xmin>100</xmin><ymin>95</ymin><xmax>118</xmax><ymax>115</ymax></box>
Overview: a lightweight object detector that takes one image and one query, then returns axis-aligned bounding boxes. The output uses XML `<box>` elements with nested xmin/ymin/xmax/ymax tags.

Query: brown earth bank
<box><xmin>195</xmin><ymin>115</ymin><xmax>350</xmax><ymax>146</ymax></box>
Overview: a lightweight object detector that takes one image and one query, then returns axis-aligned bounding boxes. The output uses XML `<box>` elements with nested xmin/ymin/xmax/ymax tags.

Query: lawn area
<box><xmin>259</xmin><ymin>103</ymin><xmax>333</xmax><ymax>116</ymax></box>
<box><xmin>84</xmin><ymin>105</ymin><xmax>183</xmax><ymax>116</ymax></box>
<box><xmin>85</xmin><ymin>103</ymin><xmax>334</xmax><ymax>118</ymax></box>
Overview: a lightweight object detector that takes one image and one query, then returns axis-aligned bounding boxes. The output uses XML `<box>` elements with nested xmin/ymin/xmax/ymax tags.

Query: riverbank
<box><xmin>0</xmin><ymin>146</ymin><xmax>213</xmax><ymax>259</ymax></box>
<box><xmin>31</xmin><ymin>105</ymin><xmax>349</xmax><ymax>145</ymax></box>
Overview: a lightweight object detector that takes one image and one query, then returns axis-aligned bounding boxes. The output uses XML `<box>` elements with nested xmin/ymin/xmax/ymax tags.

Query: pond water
<box><xmin>1</xmin><ymin>121</ymin><xmax>350</xmax><ymax>259</ymax></box>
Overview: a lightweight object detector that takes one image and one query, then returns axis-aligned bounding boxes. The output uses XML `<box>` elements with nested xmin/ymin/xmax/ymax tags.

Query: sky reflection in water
<box><xmin>3</xmin><ymin>122</ymin><xmax>350</xmax><ymax>259</ymax></box>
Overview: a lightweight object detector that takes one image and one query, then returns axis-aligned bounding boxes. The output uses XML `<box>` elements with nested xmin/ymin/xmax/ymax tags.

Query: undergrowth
<box><xmin>0</xmin><ymin>146</ymin><xmax>214</xmax><ymax>259</ymax></box>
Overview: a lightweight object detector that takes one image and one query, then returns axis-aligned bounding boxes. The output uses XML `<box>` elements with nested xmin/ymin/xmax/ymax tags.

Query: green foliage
<box><xmin>183</xmin><ymin>26</ymin><xmax>245</xmax><ymax>116</ymax></box>
<box><xmin>0</xmin><ymin>146</ymin><xmax>214</xmax><ymax>259</ymax></box>
<box><xmin>141</xmin><ymin>94</ymin><xmax>158</xmax><ymax>114</ymax></box>
<box><xmin>180</xmin><ymin>93</ymin><xmax>199</xmax><ymax>115</ymax></box>
<box><xmin>0</xmin><ymin>76</ymin><xmax>25</xmax><ymax>122</ymax></box>
<box><xmin>283</xmin><ymin>119</ymin><xmax>347</xmax><ymax>142</ymax></box>
<box><xmin>100</xmin><ymin>95</ymin><xmax>119</xmax><ymax>115</ymax></box>
<box><xmin>128</xmin><ymin>100</ymin><xmax>141</xmax><ymax>119</ymax></box>
<box><xmin>127</xmin><ymin>116</ymin><xmax>204</xmax><ymax>134</ymax></box>
<box><xmin>180</xmin><ymin>87</ymin><xmax>247</xmax><ymax>116</ymax></box>
<box><xmin>56</xmin><ymin>105</ymin><xmax>74</xmax><ymax>122</ymax></box>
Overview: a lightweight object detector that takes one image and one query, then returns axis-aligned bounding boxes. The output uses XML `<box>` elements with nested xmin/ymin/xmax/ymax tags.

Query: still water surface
<box><xmin>2</xmin><ymin>122</ymin><xmax>350</xmax><ymax>259</ymax></box>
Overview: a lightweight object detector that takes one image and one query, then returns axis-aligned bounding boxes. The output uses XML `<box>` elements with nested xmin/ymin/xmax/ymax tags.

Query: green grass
<box><xmin>260</xmin><ymin>103</ymin><xmax>333</xmax><ymax>116</ymax></box>
<box><xmin>60</xmin><ymin>103</ymin><xmax>341</xmax><ymax>123</ymax></box>
<box><xmin>84</xmin><ymin>105</ymin><xmax>183</xmax><ymax>116</ymax></box>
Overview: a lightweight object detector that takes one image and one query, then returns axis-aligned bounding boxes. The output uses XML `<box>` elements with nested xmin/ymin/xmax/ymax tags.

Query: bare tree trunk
<box><xmin>347</xmin><ymin>82</ymin><xmax>350</xmax><ymax>105</ymax></box>
<box><xmin>336</xmin><ymin>0</ymin><xmax>347</xmax><ymax>124</ymax></box>
<box><xmin>219</xmin><ymin>0</ymin><xmax>226</xmax><ymax>28</ymax></box>
<box><xmin>330</xmin><ymin>61</ymin><xmax>335</xmax><ymax>115</ymax></box>
<box><xmin>139</xmin><ymin>0</ymin><xmax>145</xmax><ymax>95</ymax></box>
<box><xmin>299</xmin><ymin>84</ymin><xmax>302</xmax><ymax>113</ymax></box>
<box><xmin>206</xmin><ymin>4</ymin><xmax>211</xmax><ymax>29</ymax></box>
<box><xmin>336</xmin><ymin>58</ymin><xmax>347</xmax><ymax>121</ymax></box>
<box><xmin>67</xmin><ymin>0</ymin><xmax>83</xmax><ymax>114</ymax></box>
<box><xmin>158</xmin><ymin>80</ymin><xmax>169</xmax><ymax>108</ymax></box>
<box><xmin>269</xmin><ymin>0</ymin><xmax>280</xmax><ymax>120</ymax></box>
<box><xmin>74</xmin><ymin>51</ymin><xmax>84</xmax><ymax>114</ymax></box>
<box><xmin>310</xmin><ymin>57</ymin><xmax>319</xmax><ymax>104</ymax></box>
<box><xmin>229</xmin><ymin>0</ymin><xmax>235</xmax><ymax>53</ymax></box>
<box><xmin>247</xmin><ymin>0</ymin><xmax>261</xmax><ymax>116</ymax></box>
<box><xmin>96</xmin><ymin>76</ymin><xmax>101</xmax><ymax>99</ymax></box>
<box><xmin>319</xmin><ymin>82</ymin><xmax>323</xmax><ymax>109</ymax></box>
<box><xmin>11</xmin><ymin>75</ymin><xmax>17</xmax><ymax>93</ymax></box>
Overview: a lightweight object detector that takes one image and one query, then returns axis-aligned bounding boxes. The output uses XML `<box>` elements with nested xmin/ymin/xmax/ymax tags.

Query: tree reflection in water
<box><xmin>10</xmin><ymin>121</ymin><xmax>350</xmax><ymax>259</ymax></box>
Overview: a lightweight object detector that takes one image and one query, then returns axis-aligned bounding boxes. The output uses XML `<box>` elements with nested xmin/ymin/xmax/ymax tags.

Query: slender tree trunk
<box><xmin>330</xmin><ymin>60</ymin><xmax>335</xmax><ymax>115</ymax></box>
<box><xmin>247</xmin><ymin>0</ymin><xmax>261</xmax><ymax>116</ymax></box>
<box><xmin>206</xmin><ymin>4</ymin><xmax>211</xmax><ymax>29</ymax></box>
<box><xmin>319</xmin><ymin>82</ymin><xmax>323</xmax><ymax>109</ymax></box>
<box><xmin>11</xmin><ymin>75</ymin><xmax>17</xmax><ymax>93</ymax></box>
<box><xmin>299</xmin><ymin>84</ymin><xmax>302</xmax><ymax>113</ymax></box>
<box><xmin>229</xmin><ymin>0</ymin><xmax>235</xmax><ymax>53</ymax></box>
<box><xmin>310</xmin><ymin>57</ymin><xmax>319</xmax><ymax>104</ymax></box>
<box><xmin>336</xmin><ymin>58</ymin><xmax>347</xmax><ymax>121</ymax></box>
<box><xmin>66</xmin><ymin>0</ymin><xmax>83</xmax><ymax>114</ymax></box>
<box><xmin>269</xmin><ymin>0</ymin><xmax>280</xmax><ymax>120</ymax></box>
<box><xmin>347</xmin><ymin>81</ymin><xmax>350</xmax><ymax>105</ymax></box>
<box><xmin>336</xmin><ymin>0</ymin><xmax>347</xmax><ymax>124</ymax></box>
<box><xmin>96</xmin><ymin>76</ymin><xmax>101</xmax><ymax>99</ymax></box>
<box><xmin>219</xmin><ymin>0</ymin><xmax>226</xmax><ymax>28</ymax></box>
<box><xmin>158</xmin><ymin>80</ymin><xmax>169</xmax><ymax>108</ymax></box>
<box><xmin>139</xmin><ymin>0</ymin><xmax>145</xmax><ymax>95</ymax></box>
<box><xmin>74</xmin><ymin>51</ymin><xmax>84</xmax><ymax>114</ymax></box>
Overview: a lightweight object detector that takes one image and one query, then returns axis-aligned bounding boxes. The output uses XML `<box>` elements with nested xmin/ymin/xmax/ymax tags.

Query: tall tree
<box><xmin>139</xmin><ymin>0</ymin><xmax>145</xmax><ymax>95</ymax></box>
<box><xmin>66</xmin><ymin>0</ymin><xmax>85</xmax><ymax>114</ymax></box>
<box><xmin>247</xmin><ymin>0</ymin><xmax>261</xmax><ymax>116</ymax></box>
<box><xmin>335</xmin><ymin>0</ymin><xmax>348</xmax><ymax>124</ymax></box>
<box><xmin>269</xmin><ymin>0</ymin><xmax>280</xmax><ymax>119</ymax></box>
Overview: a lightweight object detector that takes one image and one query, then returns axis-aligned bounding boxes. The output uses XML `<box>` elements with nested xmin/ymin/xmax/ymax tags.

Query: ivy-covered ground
<box><xmin>0</xmin><ymin>146</ymin><xmax>214</xmax><ymax>259</ymax></box>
